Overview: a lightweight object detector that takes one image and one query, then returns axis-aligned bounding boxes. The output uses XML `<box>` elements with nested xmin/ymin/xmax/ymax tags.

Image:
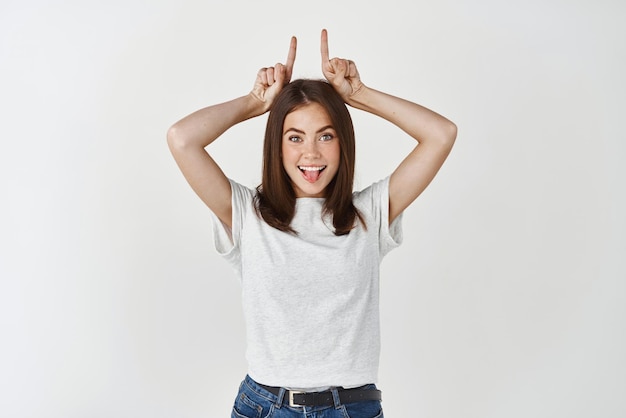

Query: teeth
<box><xmin>298</xmin><ymin>166</ymin><xmax>326</xmax><ymax>171</ymax></box>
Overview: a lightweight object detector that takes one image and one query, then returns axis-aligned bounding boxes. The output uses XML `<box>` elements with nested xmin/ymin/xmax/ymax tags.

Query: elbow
<box><xmin>440</xmin><ymin>120</ymin><xmax>457</xmax><ymax>151</ymax></box>
<box><xmin>447</xmin><ymin>120</ymin><xmax>458</xmax><ymax>145</ymax></box>
<box><xmin>166</xmin><ymin>123</ymin><xmax>188</xmax><ymax>152</ymax></box>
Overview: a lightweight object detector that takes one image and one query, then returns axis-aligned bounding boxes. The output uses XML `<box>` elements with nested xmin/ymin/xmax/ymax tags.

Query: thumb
<box><xmin>333</xmin><ymin>58</ymin><xmax>349</xmax><ymax>78</ymax></box>
<box><xmin>274</xmin><ymin>63</ymin><xmax>286</xmax><ymax>86</ymax></box>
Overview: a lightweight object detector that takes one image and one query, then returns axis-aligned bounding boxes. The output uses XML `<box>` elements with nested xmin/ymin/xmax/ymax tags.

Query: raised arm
<box><xmin>321</xmin><ymin>29</ymin><xmax>457</xmax><ymax>224</ymax></box>
<box><xmin>167</xmin><ymin>37</ymin><xmax>297</xmax><ymax>228</ymax></box>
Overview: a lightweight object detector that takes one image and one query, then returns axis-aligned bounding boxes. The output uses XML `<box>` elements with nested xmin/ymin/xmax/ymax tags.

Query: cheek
<box><xmin>330</xmin><ymin>143</ymin><xmax>341</xmax><ymax>164</ymax></box>
<box><xmin>281</xmin><ymin>146</ymin><xmax>293</xmax><ymax>165</ymax></box>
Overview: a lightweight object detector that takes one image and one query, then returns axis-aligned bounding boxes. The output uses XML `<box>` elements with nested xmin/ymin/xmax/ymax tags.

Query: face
<box><xmin>281</xmin><ymin>102</ymin><xmax>341</xmax><ymax>198</ymax></box>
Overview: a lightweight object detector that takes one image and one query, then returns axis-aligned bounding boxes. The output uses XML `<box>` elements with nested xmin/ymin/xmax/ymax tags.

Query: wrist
<box><xmin>245</xmin><ymin>92</ymin><xmax>271</xmax><ymax>117</ymax></box>
<box><xmin>345</xmin><ymin>83</ymin><xmax>369</xmax><ymax>109</ymax></box>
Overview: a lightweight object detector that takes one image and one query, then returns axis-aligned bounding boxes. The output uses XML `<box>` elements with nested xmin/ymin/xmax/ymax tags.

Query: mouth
<box><xmin>298</xmin><ymin>165</ymin><xmax>326</xmax><ymax>183</ymax></box>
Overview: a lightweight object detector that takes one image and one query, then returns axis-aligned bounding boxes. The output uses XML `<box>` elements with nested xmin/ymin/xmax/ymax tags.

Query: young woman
<box><xmin>168</xmin><ymin>29</ymin><xmax>456</xmax><ymax>418</ymax></box>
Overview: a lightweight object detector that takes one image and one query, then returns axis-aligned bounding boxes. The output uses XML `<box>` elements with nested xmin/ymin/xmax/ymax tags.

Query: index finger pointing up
<box><xmin>285</xmin><ymin>36</ymin><xmax>297</xmax><ymax>76</ymax></box>
<box><xmin>320</xmin><ymin>28</ymin><xmax>330</xmax><ymax>65</ymax></box>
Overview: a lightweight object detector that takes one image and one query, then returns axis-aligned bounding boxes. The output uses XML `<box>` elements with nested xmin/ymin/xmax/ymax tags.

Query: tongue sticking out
<box><xmin>302</xmin><ymin>168</ymin><xmax>322</xmax><ymax>183</ymax></box>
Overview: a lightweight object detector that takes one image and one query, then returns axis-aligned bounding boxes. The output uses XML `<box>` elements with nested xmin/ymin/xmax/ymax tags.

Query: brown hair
<box><xmin>254</xmin><ymin>79</ymin><xmax>364</xmax><ymax>236</ymax></box>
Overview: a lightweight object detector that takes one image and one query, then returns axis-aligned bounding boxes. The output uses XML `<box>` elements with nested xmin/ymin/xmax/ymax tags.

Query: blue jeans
<box><xmin>231</xmin><ymin>375</ymin><xmax>384</xmax><ymax>418</ymax></box>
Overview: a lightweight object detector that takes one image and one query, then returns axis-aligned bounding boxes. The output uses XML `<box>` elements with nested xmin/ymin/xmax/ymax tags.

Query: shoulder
<box><xmin>228</xmin><ymin>178</ymin><xmax>256</xmax><ymax>205</ymax></box>
<box><xmin>353</xmin><ymin>177</ymin><xmax>390</xmax><ymax>207</ymax></box>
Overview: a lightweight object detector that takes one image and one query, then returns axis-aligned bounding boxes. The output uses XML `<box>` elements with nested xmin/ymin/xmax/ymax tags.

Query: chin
<box><xmin>295</xmin><ymin>183</ymin><xmax>327</xmax><ymax>198</ymax></box>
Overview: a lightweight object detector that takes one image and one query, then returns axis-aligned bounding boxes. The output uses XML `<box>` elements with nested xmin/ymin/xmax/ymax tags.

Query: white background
<box><xmin>1</xmin><ymin>0</ymin><xmax>624</xmax><ymax>417</ymax></box>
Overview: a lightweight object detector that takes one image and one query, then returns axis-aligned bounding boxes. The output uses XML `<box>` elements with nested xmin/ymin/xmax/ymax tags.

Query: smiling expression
<box><xmin>281</xmin><ymin>102</ymin><xmax>341</xmax><ymax>198</ymax></box>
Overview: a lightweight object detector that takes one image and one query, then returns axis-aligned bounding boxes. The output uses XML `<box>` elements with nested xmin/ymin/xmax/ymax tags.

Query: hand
<box><xmin>251</xmin><ymin>36</ymin><xmax>297</xmax><ymax>110</ymax></box>
<box><xmin>321</xmin><ymin>29</ymin><xmax>364</xmax><ymax>103</ymax></box>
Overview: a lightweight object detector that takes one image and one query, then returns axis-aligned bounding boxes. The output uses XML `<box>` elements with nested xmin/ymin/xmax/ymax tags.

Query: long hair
<box><xmin>254</xmin><ymin>79</ymin><xmax>364</xmax><ymax>236</ymax></box>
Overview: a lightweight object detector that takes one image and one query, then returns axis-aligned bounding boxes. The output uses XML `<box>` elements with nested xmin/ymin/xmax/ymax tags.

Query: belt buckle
<box><xmin>288</xmin><ymin>390</ymin><xmax>304</xmax><ymax>407</ymax></box>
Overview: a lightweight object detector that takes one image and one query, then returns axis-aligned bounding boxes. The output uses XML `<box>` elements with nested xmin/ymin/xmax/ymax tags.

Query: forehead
<box><xmin>283</xmin><ymin>102</ymin><xmax>332</xmax><ymax>129</ymax></box>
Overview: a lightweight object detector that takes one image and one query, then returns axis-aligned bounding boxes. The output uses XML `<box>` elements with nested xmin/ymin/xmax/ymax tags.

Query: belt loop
<box><xmin>275</xmin><ymin>387</ymin><xmax>286</xmax><ymax>409</ymax></box>
<box><xmin>331</xmin><ymin>387</ymin><xmax>342</xmax><ymax>408</ymax></box>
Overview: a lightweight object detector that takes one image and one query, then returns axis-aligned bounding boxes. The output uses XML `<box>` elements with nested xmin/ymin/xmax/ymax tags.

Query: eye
<box><xmin>320</xmin><ymin>133</ymin><xmax>334</xmax><ymax>142</ymax></box>
<box><xmin>288</xmin><ymin>135</ymin><xmax>302</xmax><ymax>143</ymax></box>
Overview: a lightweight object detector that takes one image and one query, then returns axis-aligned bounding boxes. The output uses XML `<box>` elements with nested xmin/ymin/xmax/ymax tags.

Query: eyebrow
<box><xmin>283</xmin><ymin>125</ymin><xmax>335</xmax><ymax>135</ymax></box>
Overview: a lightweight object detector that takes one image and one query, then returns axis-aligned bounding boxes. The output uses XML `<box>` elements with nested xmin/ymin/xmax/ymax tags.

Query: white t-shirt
<box><xmin>210</xmin><ymin>176</ymin><xmax>403</xmax><ymax>389</ymax></box>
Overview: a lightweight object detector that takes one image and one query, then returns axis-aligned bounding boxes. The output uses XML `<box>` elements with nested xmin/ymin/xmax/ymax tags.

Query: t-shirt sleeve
<box><xmin>208</xmin><ymin>179</ymin><xmax>254</xmax><ymax>277</ymax></box>
<box><xmin>355</xmin><ymin>176</ymin><xmax>403</xmax><ymax>258</ymax></box>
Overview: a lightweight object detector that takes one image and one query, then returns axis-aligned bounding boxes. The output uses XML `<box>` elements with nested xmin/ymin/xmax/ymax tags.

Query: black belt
<box><xmin>258</xmin><ymin>383</ymin><xmax>382</xmax><ymax>408</ymax></box>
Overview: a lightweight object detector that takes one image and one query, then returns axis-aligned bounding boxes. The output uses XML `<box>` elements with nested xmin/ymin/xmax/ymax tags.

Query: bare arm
<box><xmin>345</xmin><ymin>88</ymin><xmax>457</xmax><ymax>224</ymax></box>
<box><xmin>320</xmin><ymin>29</ymin><xmax>457</xmax><ymax>224</ymax></box>
<box><xmin>167</xmin><ymin>37</ymin><xmax>297</xmax><ymax>227</ymax></box>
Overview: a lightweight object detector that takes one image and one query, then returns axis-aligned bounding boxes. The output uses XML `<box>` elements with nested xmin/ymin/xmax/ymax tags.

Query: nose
<box><xmin>303</xmin><ymin>140</ymin><xmax>321</xmax><ymax>158</ymax></box>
